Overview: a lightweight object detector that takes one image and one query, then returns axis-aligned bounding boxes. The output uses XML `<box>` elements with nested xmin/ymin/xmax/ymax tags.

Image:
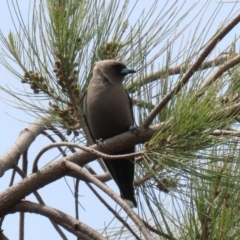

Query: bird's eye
<box><xmin>112</xmin><ymin>64</ymin><xmax>125</xmax><ymax>73</ymax></box>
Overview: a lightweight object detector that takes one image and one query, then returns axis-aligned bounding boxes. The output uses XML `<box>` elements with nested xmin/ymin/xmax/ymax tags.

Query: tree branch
<box><xmin>0</xmin><ymin>121</ymin><xmax>160</xmax><ymax>216</ymax></box>
<box><xmin>199</xmin><ymin>53</ymin><xmax>240</xmax><ymax>93</ymax></box>
<box><xmin>46</xmin><ymin>126</ymin><xmax>101</xmax><ymax>179</ymax></box>
<box><xmin>142</xmin><ymin>13</ymin><xmax>240</xmax><ymax>129</ymax></box>
<box><xmin>41</xmin><ymin>130</ymin><xmax>67</xmax><ymax>156</ymax></box>
<box><xmin>64</xmin><ymin>161</ymin><xmax>152</xmax><ymax>240</ymax></box>
<box><xmin>142</xmin><ymin>219</ymin><xmax>177</xmax><ymax>240</ymax></box>
<box><xmin>7</xmin><ymin>201</ymin><xmax>105</xmax><ymax>240</ymax></box>
<box><xmin>0</xmin><ymin>116</ymin><xmax>51</xmax><ymax>177</ymax></box>
<box><xmin>127</xmin><ymin>56</ymin><xmax>229</xmax><ymax>93</ymax></box>
<box><xmin>32</xmin><ymin>142</ymin><xmax>144</xmax><ymax>172</ymax></box>
<box><xmin>13</xmin><ymin>165</ymin><xmax>68</xmax><ymax>240</ymax></box>
<box><xmin>85</xmin><ymin>183</ymin><xmax>141</xmax><ymax>240</ymax></box>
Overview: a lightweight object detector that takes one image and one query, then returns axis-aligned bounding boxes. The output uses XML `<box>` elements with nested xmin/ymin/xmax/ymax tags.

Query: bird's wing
<box><xmin>81</xmin><ymin>89</ymin><xmax>95</xmax><ymax>142</ymax></box>
<box><xmin>126</xmin><ymin>90</ymin><xmax>135</xmax><ymax>124</ymax></box>
<box><xmin>81</xmin><ymin>90</ymin><xmax>87</xmax><ymax>118</ymax></box>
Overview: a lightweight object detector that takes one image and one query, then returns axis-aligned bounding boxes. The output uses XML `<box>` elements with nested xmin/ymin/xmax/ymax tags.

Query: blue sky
<box><xmin>1</xmin><ymin>1</ymin><xmax>240</xmax><ymax>239</ymax></box>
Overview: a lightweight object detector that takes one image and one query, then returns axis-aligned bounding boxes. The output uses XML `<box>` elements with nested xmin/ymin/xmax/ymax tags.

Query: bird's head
<box><xmin>94</xmin><ymin>60</ymin><xmax>136</xmax><ymax>84</ymax></box>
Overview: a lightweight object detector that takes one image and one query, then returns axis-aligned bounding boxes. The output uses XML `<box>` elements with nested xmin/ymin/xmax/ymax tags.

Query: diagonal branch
<box><xmin>127</xmin><ymin>56</ymin><xmax>229</xmax><ymax>93</ymax></box>
<box><xmin>199</xmin><ymin>53</ymin><xmax>240</xmax><ymax>93</ymax></box>
<box><xmin>86</xmin><ymin>182</ymin><xmax>141</xmax><ymax>240</ymax></box>
<box><xmin>0</xmin><ymin>116</ymin><xmax>51</xmax><ymax>177</ymax></box>
<box><xmin>64</xmin><ymin>161</ymin><xmax>152</xmax><ymax>240</ymax></box>
<box><xmin>142</xmin><ymin>13</ymin><xmax>240</xmax><ymax>129</ymax></box>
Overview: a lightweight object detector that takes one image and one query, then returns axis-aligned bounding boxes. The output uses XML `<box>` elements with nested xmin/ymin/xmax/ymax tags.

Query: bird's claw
<box><xmin>96</xmin><ymin>138</ymin><xmax>104</xmax><ymax>146</ymax></box>
<box><xmin>129</xmin><ymin>126</ymin><xmax>138</xmax><ymax>135</ymax></box>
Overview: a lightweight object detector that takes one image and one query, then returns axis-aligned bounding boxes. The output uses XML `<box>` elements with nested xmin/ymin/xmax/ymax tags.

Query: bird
<box><xmin>83</xmin><ymin>59</ymin><xmax>137</xmax><ymax>208</ymax></box>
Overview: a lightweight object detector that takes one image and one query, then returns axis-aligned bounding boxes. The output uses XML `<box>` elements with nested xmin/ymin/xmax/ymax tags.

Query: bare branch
<box><xmin>19</xmin><ymin>212</ymin><xmax>24</xmax><ymax>240</ymax></box>
<box><xmin>199</xmin><ymin>53</ymin><xmax>240</xmax><ymax>93</ymax></box>
<box><xmin>211</xmin><ymin>129</ymin><xmax>240</xmax><ymax>136</ymax></box>
<box><xmin>86</xmin><ymin>183</ymin><xmax>141</xmax><ymax>240</ymax></box>
<box><xmin>74</xmin><ymin>179</ymin><xmax>79</xmax><ymax>221</ymax></box>
<box><xmin>32</xmin><ymin>142</ymin><xmax>144</xmax><ymax>172</ymax></box>
<box><xmin>41</xmin><ymin>130</ymin><xmax>67</xmax><ymax>156</ymax></box>
<box><xmin>0</xmin><ymin>116</ymin><xmax>51</xmax><ymax>177</ymax></box>
<box><xmin>69</xmin><ymin>171</ymin><xmax>111</xmax><ymax>183</ymax></box>
<box><xmin>7</xmin><ymin>201</ymin><xmax>105</xmax><ymax>240</ymax></box>
<box><xmin>213</xmin><ymin>102</ymin><xmax>240</xmax><ymax>120</ymax></box>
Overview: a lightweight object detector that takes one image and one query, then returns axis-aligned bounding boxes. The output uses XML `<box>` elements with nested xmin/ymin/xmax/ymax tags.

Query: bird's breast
<box><xmin>86</xmin><ymin>83</ymin><xmax>133</xmax><ymax>140</ymax></box>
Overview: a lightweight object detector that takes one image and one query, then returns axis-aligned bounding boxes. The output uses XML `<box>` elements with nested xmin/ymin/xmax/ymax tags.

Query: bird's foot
<box><xmin>95</xmin><ymin>138</ymin><xmax>104</xmax><ymax>147</ymax></box>
<box><xmin>129</xmin><ymin>126</ymin><xmax>138</xmax><ymax>136</ymax></box>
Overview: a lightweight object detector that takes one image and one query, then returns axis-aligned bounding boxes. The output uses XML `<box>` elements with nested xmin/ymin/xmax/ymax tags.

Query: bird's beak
<box><xmin>121</xmin><ymin>68</ymin><xmax>136</xmax><ymax>75</ymax></box>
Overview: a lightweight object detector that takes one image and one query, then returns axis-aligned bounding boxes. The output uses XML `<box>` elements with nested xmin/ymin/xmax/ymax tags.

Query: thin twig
<box><xmin>142</xmin><ymin>219</ymin><xmax>177</xmax><ymax>240</ymax></box>
<box><xmin>19</xmin><ymin>151</ymin><xmax>28</xmax><ymax>240</ymax></box>
<box><xmin>68</xmin><ymin>171</ymin><xmax>111</xmax><ymax>183</ymax></box>
<box><xmin>48</xmin><ymin>125</ymin><xmax>74</xmax><ymax>143</ymax></box>
<box><xmin>0</xmin><ymin>160</ymin><xmax>19</xmax><ymax>232</ymax></box>
<box><xmin>46</xmin><ymin>127</ymin><xmax>95</xmax><ymax>174</ymax></box>
<box><xmin>42</xmin><ymin>130</ymin><xmax>67</xmax><ymax>156</ymax></box>
<box><xmin>48</xmin><ymin>126</ymin><xmax>108</xmax><ymax>174</ymax></box>
<box><xmin>86</xmin><ymin>183</ymin><xmax>141</xmax><ymax>240</ymax></box>
<box><xmin>19</xmin><ymin>213</ymin><xmax>24</xmax><ymax>240</ymax></box>
<box><xmin>211</xmin><ymin>129</ymin><xmax>240</xmax><ymax>136</ymax></box>
<box><xmin>47</xmin><ymin>126</ymin><xmax>76</xmax><ymax>153</ymax></box>
<box><xmin>212</xmin><ymin>102</ymin><xmax>240</xmax><ymax>120</ymax></box>
<box><xmin>132</xmin><ymin>98</ymin><xmax>155</xmax><ymax>110</ymax></box>
<box><xmin>134</xmin><ymin>173</ymin><xmax>152</xmax><ymax>187</ymax></box>
<box><xmin>22</xmin><ymin>151</ymin><xmax>28</xmax><ymax>176</ymax></box>
<box><xmin>75</xmin><ymin>179</ymin><xmax>80</xmax><ymax>221</ymax></box>
<box><xmin>32</xmin><ymin>142</ymin><xmax>144</xmax><ymax>172</ymax></box>
<box><xmin>9</xmin><ymin>168</ymin><xmax>16</xmax><ymax>187</ymax></box>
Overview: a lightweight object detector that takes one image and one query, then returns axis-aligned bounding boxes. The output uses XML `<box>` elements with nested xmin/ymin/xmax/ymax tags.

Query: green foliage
<box><xmin>150</xmin><ymin>83</ymin><xmax>232</xmax><ymax>150</ymax></box>
<box><xmin>0</xmin><ymin>0</ymin><xmax>170</xmax><ymax>133</ymax></box>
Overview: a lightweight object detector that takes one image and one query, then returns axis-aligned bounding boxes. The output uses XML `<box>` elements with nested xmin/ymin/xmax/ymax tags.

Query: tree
<box><xmin>1</xmin><ymin>0</ymin><xmax>240</xmax><ymax>239</ymax></box>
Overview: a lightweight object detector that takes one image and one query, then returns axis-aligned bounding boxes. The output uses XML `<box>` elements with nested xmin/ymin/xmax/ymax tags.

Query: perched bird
<box><xmin>83</xmin><ymin>60</ymin><xmax>137</xmax><ymax>208</ymax></box>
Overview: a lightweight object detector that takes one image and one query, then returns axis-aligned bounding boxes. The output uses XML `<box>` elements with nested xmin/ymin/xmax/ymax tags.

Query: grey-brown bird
<box><xmin>83</xmin><ymin>60</ymin><xmax>137</xmax><ymax>208</ymax></box>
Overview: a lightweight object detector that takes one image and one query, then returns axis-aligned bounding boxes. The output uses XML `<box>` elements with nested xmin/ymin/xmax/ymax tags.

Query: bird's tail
<box><xmin>103</xmin><ymin>153</ymin><xmax>137</xmax><ymax>208</ymax></box>
<box><xmin>122</xmin><ymin>194</ymin><xmax>137</xmax><ymax>208</ymax></box>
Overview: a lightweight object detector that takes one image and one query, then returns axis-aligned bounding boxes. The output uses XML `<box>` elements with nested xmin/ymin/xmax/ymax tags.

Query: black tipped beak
<box><xmin>121</xmin><ymin>67</ymin><xmax>136</xmax><ymax>75</ymax></box>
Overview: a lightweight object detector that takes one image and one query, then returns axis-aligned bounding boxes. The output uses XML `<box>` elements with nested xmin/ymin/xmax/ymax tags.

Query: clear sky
<box><xmin>1</xmin><ymin>1</ymin><xmax>240</xmax><ymax>239</ymax></box>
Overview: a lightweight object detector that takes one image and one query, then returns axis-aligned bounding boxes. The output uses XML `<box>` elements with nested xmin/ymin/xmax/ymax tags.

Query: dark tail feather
<box><xmin>103</xmin><ymin>151</ymin><xmax>137</xmax><ymax>208</ymax></box>
<box><xmin>121</xmin><ymin>190</ymin><xmax>137</xmax><ymax>208</ymax></box>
